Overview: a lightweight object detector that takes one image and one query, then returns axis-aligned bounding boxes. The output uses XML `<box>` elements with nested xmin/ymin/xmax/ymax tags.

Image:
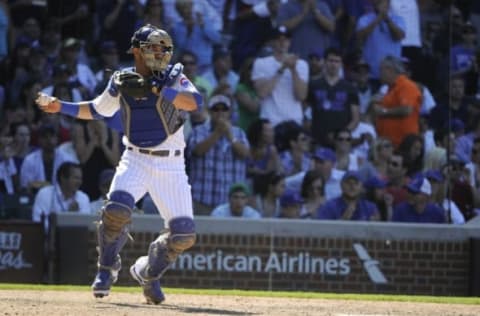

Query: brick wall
<box><xmin>84</xmin><ymin>230</ymin><xmax>471</xmax><ymax>296</ymax></box>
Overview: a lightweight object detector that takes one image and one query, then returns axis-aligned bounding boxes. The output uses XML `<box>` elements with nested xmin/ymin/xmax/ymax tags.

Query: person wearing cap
<box><xmin>391</xmin><ymin>175</ymin><xmax>445</xmax><ymax>223</ymax></box>
<box><xmin>211</xmin><ymin>182</ymin><xmax>261</xmax><ymax>218</ymax></box>
<box><xmin>425</xmin><ymin>169</ymin><xmax>465</xmax><ymax>224</ymax></box>
<box><xmin>285</xmin><ymin>146</ymin><xmax>344</xmax><ymax>201</ymax></box>
<box><xmin>455</xmin><ymin>115</ymin><xmax>480</xmax><ymax>164</ymax></box>
<box><xmin>251</xmin><ymin>24</ymin><xmax>309</xmax><ymax>127</ymax></box>
<box><xmin>317</xmin><ymin>171</ymin><xmax>379</xmax><ymax>221</ymax></box>
<box><xmin>306</xmin><ymin>47</ymin><xmax>360</xmax><ymax>147</ymax></box>
<box><xmin>276</xmin><ymin>0</ymin><xmax>335</xmax><ymax>60</ymax></box>
<box><xmin>363</xmin><ymin>176</ymin><xmax>393</xmax><ymax>221</ymax></box>
<box><xmin>58</xmin><ymin>37</ymin><xmax>98</xmax><ymax>98</ymax></box>
<box><xmin>187</xmin><ymin>94</ymin><xmax>250</xmax><ymax>215</ymax></box>
<box><xmin>171</xmin><ymin>0</ymin><xmax>222</xmax><ymax>74</ymax></box>
<box><xmin>36</xmin><ymin>24</ymin><xmax>203</xmax><ymax>303</ymax></box>
<box><xmin>94</xmin><ymin>41</ymin><xmax>120</xmax><ymax>93</ymax></box>
<box><xmin>278</xmin><ymin>189</ymin><xmax>303</xmax><ymax>219</ymax></box>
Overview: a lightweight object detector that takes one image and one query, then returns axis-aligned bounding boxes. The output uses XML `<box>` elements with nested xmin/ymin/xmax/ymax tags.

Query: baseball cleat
<box><xmin>92</xmin><ymin>268</ymin><xmax>119</xmax><ymax>298</ymax></box>
<box><xmin>130</xmin><ymin>256</ymin><xmax>165</xmax><ymax>304</ymax></box>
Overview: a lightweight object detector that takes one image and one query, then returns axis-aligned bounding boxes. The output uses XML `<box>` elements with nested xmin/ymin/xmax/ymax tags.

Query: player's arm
<box><xmin>160</xmin><ymin>63</ymin><xmax>203</xmax><ymax>112</ymax></box>
<box><xmin>35</xmin><ymin>93</ymin><xmax>105</xmax><ymax>120</ymax></box>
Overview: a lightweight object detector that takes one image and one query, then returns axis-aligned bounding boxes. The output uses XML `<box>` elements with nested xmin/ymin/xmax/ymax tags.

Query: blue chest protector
<box><xmin>117</xmin><ymin>77</ymin><xmax>185</xmax><ymax>148</ymax></box>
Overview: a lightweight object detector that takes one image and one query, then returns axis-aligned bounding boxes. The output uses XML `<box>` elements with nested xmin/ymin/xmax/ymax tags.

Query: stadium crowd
<box><xmin>0</xmin><ymin>0</ymin><xmax>479</xmax><ymax>224</ymax></box>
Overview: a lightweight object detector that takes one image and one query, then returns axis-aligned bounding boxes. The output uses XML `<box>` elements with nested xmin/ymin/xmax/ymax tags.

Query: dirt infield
<box><xmin>0</xmin><ymin>290</ymin><xmax>479</xmax><ymax>316</ymax></box>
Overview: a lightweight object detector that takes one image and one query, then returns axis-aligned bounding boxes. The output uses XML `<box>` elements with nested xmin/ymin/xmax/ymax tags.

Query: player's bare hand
<box><xmin>36</xmin><ymin>92</ymin><xmax>61</xmax><ymax>113</ymax></box>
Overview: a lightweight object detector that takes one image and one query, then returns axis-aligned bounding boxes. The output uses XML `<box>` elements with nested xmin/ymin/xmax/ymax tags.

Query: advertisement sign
<box><xmin>0</xmin><ymin>222</ymin><xmax>44</xmax><ymax>283</ymax></box>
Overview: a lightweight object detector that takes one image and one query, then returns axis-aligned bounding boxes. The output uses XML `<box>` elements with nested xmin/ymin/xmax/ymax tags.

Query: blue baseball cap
<box><xmin>364</xmin><ymin>176</ymin><xmax>388</xmax><ymax>189</ymax></box>
<box><xmin>280</xmin><ymin>190</ymin><xmax>303</xmax><ymax>207</ymax></box>
<box><xmin>424</xmin><ymin>169</ymin><xmax>444</xmax><ymax>182</ymax></box>
<box><xmin>312</xmin><ymin>147</ymin><xmax>336</xmax><ymax>163</ymax></box>
<box><xmin>405</xmin><ymin>175</ymin><xmax>432</xmax><ymax>195</ymax></box>
<box><xmin>342</xmin><ymin>171</ymin><xmax>362</xmax><ymax>182</ymax></box>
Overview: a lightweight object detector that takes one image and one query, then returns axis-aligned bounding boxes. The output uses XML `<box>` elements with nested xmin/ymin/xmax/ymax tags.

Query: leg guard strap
<box><xmin>144</xmin><ymin>217</ymin><xmax>196</xmax><ymax>280</ymax></box>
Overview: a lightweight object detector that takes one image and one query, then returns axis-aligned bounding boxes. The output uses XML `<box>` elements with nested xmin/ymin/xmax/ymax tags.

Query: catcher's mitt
<box><xmin>113</xmin><ymin>70</ymin><xmax>150</xmax><ymax>98</ymax></box>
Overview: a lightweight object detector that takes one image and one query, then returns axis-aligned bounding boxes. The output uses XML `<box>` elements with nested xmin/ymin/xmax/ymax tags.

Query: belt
<box><xmin>127</xmin><ymin>147</ymin><xmax>181</xmax><ymax>157</ymax></box>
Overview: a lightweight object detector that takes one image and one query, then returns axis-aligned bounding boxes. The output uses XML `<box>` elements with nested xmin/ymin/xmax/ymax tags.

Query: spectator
<box><xmin>350</xmin><ymin>58</ymin><xmax>380</xmax><ymax>118</ymax></box>
<box><xmin>9</xmin><ymin>122</ymin><xmax>35</xmax><ymax>173</ymax></box>
<box><xmin>317</xmin><ymin>171</ymin><xmax>379</xmax><ymax>221</ymax></box>
<box><xmin>211</xmin><ymin>182</ymin><xmax>261</xmax><ymax>218</ymax></box>
<box><xmin>429</xmin><ymin>75</ymin><xmax>473</xmax><ymax>132</ymax></box>
<box><xmin>32</xmin><ymin>161</ymin><xmax>90</xmax><ymax>226</ymax></box>
<box><xmin>278</xmin><ymin>189</ymin><xmax>303</xmax><ymax>219</ymax></box>
<box><xmin>397</xmin><ymin>133</ymin><xmax>424</xmax><ymax>177</ymax></box>
<box><xmin>136</xmin><ymin>0</ymin><xmax>166</xmax><ymax>30</ymax></box>
<box><xmin>465</xmin><ymin>137</ymin><xmax>480</xmax><ymax>189</ymax></box>
<box><xmin>0</xmin><ymin>135</ymin><xmax>17</xmax><ymax>195</ymax></box>
<box><xmin>20</xmin><ymin>124</ymin><xmax>75</xmax><ymax>194</ymax></box>
<box><xmin>41</xmin><ymin>63</ymin><xmax>83</xmax><ymax>103</ymax></box>
<box><xmin>285</xmin><ymin>147</ymin><xmax>343</xmax><ymax>200</ymax></box>
<box><xmin>356</xmin><ymin>0</ymin><xmax>405</xmax><ymax>81</ymax></box>
<box><xmin>373</xmin><ymin>55</ymin><xmax>421</xmax><ymax>147</ymax></box>
<box><xmin>229</xmin><ymin>0</ymin><xmax>279</xmax><ymax>71</ymax></box>
<box><xmin>425</xmin><ymin>169</ymin><xmax>465</xmax><ymax>224</ymax></box>
<box><xmin>94</xmin><ymin>41</ymin><xmax>121</xmax><ymax>94</ymax></box>
<box><xmin>57</xmin><ymin>38</ymin><xmax>97</xmax><ymax>98</ymax></box>
<box><xmin>385</xmin><ymin>151</ymin><xmax>409</xmax><ymax>206</ymax></box>
<box><xmin>278</xmin><ymin>125</ymin><xmax>311</xmax><ymax>176</ymax></box>
<box><xmin>333</xmin><ymin>128</ymin><xmax>359</xmax><ymax>171</ymax></box>
<box><xmin>90</xmin><ymin>168</ymin><xmax>114</xmax><ymax>214</ymax></box>
<box><xmin>358</xmin><ymin>137</ymin><xmax>393</xmax><ymax>181</ymax></box>
<box><xmin>363</xmin><ymin>176</ymin><xmax>393</xmax><ymax>221</ymax></box>
<box><xmin>300</xmin><ymin>169</ymin><xmax>325</xmax><ymax>219</ymax></box>
<box><xmin>443</xmin><ymin>156</ymin><xmax>476</xmax><ymax>221</ymax></box>
<box><xmin>171</xmin><ymin>0</ymin><xmax>222</xmax><ymax>74</ymax></box>
<box><xmin>455</xmin><ymin>115</ymin><xmax>480</xmax><ymax>164</ymax></box>
<box><xmin>250</xmin><ymin>171</ymin><xmax>285</xmax><ymax>218</ymax></box>
<box><xmin>71</xmin><ymin>119</ymin><xmax>120</xmax><ymax>201</ymax></box>
<box><xmin>235</xmin><ymin>57</ymin><xmax>261</xmax><ymax>132</ymax></box>
<box><xmin>251</xmin><ymin>25</ymin><xmax>309</xmax><ymax>127</ymax></box>
<box><xmin>202</xmin><ymin>46</ymin><xmax>239</xmax><ymax>97</ymax></box>
<box><xmin>246</xmin><ymin>118</ymin><xmax>283</xmax><ymax>182</ymax></box>
<box><xmin>423</xmin><ymin>129</ymin><xmax>455</xmax><ymax>172</ymax></box>
<box><xmin>187</xmin><ymin>94</ymin><xmax>250</xmax><ymax>215</ymax></box>
<box><xmin>391</xmin><ymin>175</ymin><xmax>445</xmax><ymax>223</ymax></box>
<box><xmin>389</xmin><ymin>0</ymin><xmax>422</xmax><ymax>82</ymax></box>
<box><xmin>179</xmin><ymin>50</ymin><xmax>213</xmax><ymax>98</ymax></box>
<box><xmin>306</xmin><ymin>47</ymin><xmax>360</xmax><ymax>147</ymax></box>
<box><xmin>277</xmin><ymin>0</ymin><xmax>335</xmax><ymax>60</ymax></box>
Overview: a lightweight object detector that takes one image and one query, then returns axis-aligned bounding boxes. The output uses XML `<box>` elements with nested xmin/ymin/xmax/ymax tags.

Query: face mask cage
<box><xmin>138</xmin><ymin>30</ymin><xmax>173</xmax><ymax>75</ymax></box>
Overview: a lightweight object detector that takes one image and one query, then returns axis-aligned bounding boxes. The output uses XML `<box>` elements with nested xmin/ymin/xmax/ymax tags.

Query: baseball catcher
<box><xmin>36</xmin><ymin>24</ymin><xmax>202</xmax><ymax>304</ymax></box>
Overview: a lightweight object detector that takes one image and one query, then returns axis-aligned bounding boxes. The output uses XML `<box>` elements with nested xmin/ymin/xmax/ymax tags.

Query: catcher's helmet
<box><xmin>128</xmin><ymin>24</ymin><xmax>173</xmax><ymax>72</ymax></box>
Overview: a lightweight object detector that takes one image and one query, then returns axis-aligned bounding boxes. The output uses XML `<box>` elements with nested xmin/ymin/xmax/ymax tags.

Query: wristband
<box><xmin>60</xmin><ymin>101</ymin><xmax>80</xmax><ymax>117</ymax></box>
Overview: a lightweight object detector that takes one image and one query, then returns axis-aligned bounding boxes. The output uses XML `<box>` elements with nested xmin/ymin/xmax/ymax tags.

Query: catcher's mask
<box><xmin>128</xmin><ymin>24</ymin><xmax>173</xmax><ymax>73</ymax></box>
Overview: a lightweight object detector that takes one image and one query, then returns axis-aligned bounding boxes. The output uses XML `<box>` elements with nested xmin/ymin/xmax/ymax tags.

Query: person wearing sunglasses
<box><xmin>187</xmin><ymin>94</ymin><xmax>250</xmax><ymax>216</ymax></box>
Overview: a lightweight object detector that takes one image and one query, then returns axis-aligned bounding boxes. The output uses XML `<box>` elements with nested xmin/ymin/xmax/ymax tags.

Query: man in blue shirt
<box><xmin>317</xmin><ymin>171</ymin><xmax>379</xmax><ymax>221</ymax></box>
<box><xmin>392</xmin><ymin>175</ymin><xmax>445</xmax><ymax>223</ymax></box>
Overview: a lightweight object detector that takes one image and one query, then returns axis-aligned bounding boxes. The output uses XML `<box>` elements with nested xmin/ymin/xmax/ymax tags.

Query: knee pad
<box><xmin>168</xmin><ymin>217</ymin><xmax>196</xmax><ymax>253</ymax></box>
<box><xmin>102</xmin><ymin>190</ymin><xmax>134</xmax><ymax>241</ymax></box>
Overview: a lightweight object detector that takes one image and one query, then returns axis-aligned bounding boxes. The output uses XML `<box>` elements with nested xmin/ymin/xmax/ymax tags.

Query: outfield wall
<box><xmin>1</xmin><ymin>215</ymin><xmax>479</xmax><ymax>296</ymax></box>
<box><xmin>37</xmin><ymin>214</ymin><xmax>478</xmax><ymax>296</ymax></box>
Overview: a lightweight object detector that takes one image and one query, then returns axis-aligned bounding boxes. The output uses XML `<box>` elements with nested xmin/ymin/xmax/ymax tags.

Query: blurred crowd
<box><xmin>0</xmin><ymin>0</ymin><xmax>480</xmax><ymax>225</ymax></box>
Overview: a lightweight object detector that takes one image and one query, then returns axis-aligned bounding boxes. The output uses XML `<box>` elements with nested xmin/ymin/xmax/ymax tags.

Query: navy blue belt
<box><xmin>127</xmin><ymin>147</ymin><xmax>181</xmax><ymax>157</ymax></box>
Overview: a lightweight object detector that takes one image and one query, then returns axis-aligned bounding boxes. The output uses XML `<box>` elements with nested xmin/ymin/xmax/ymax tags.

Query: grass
<box><xmin>0</xmin><ymin>283</ymin><xmax>479</xmax><ymax>305</ymax></box>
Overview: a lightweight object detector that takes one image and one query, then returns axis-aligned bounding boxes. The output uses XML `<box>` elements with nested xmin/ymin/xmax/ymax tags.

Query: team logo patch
<box><xmin>180</xmin><ymin>77</ymin><xmax>190</xmax><ymax>88</ymax></box>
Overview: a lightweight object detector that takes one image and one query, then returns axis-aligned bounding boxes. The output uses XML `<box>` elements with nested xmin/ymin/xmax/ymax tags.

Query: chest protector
<box><xmin>119</xmin><ymin>91</ymin><xmax>184</xmax><ymax>148</ymax></box>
